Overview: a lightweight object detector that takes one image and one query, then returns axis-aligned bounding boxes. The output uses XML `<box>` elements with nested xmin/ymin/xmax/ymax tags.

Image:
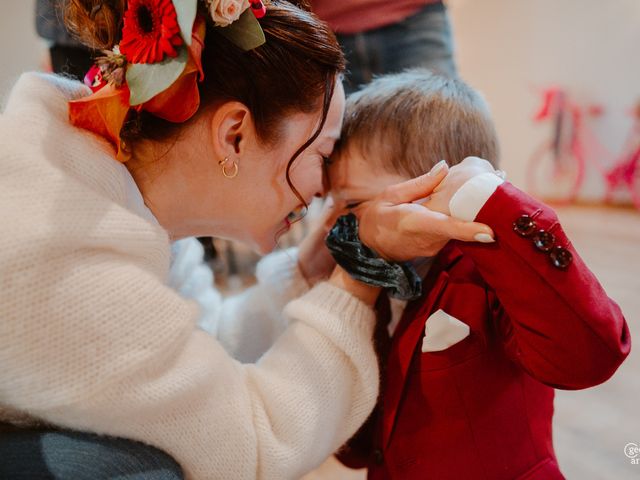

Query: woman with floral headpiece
<box><xmin>0</xmin><ymin>0</ymin><xmax>495</xmax><ymax>478</ymax></box>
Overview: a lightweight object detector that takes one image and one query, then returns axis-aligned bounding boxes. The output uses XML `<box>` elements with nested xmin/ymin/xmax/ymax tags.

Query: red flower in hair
<box><xmin>119</xmin><ymin>0</ymin><xmax>183</xmax><ymax>64</ymax></box>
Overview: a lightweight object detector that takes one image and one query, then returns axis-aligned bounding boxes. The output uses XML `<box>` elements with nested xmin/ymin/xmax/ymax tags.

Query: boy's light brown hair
<box><xmin>335</xmin><ymin>69</ymin><xmax>500</xmax><ymax>177</ymax></box>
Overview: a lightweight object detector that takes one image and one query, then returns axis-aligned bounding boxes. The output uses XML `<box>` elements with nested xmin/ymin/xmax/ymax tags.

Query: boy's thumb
<box><xmin>383</xmin><ymin>160</ymin><xmax>449</xmax><ymax>204</ymax></box>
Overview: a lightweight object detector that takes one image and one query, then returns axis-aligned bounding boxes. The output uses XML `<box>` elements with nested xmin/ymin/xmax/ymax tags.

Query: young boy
<box><xmin>328</xmin><ymin>70</ymin><xmax>630</xmax><ymax>479</ymax></box>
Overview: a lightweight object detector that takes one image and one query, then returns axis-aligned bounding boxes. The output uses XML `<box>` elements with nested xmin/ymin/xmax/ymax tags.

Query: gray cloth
<box><xmin>36</xmin><ymin>0</ymin><xmax>82</xmax><ymax>47</ymax></box>
<box><xmin>0</xmin><ymin>429</ymin><xmax>184</xmax><ymax>479</ymax></box>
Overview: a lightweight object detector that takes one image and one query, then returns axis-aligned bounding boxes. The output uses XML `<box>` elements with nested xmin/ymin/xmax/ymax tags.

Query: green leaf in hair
<box><xmin>173</xmin><ymin>0</ymin><xmax>198</xmax><ymax>46</ymax></box>
<box><xmin>217</xmin><ymin>8</ymin><xmax>266</xmax><ymax>51</ymax></box>
<box><xmin>126</xmin><ymin>47</ymin><xmax>188</xmax><ymax>106</ymax></box>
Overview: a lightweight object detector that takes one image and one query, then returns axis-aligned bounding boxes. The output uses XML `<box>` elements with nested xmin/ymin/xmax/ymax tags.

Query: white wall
<box><xmin>0</xmin><ymin>0</ymin><xmax>44</xmax><ymax>105</ymax></box>
<box><xmin>449</xmin><ymin>0</ymin><xmax>640</xmax><ymax>199</ymax></box>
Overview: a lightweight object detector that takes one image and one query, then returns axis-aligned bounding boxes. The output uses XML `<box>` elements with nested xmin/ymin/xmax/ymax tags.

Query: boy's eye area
<box><xmin>345</xmin><ymin>201</ymin><xmax>363</xmax><ymax>210</ymax></box>
<box><xmin>322</xmin><ymin>155</ymin><xmax>332</xmax><ymax>166</ymax></box>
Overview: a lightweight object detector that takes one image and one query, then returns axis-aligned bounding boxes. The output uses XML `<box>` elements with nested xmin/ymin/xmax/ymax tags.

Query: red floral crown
<box><xmin>69</xmin><ymin>0</ymin><xmax>267</xmax><ymax>162</ymax></box>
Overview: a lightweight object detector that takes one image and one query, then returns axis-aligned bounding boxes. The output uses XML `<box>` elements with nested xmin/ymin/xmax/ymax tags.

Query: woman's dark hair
<box><xmin>64</xmin><ymin>0</ymin><xmax>345</xmax><ymax>206</ymax></box>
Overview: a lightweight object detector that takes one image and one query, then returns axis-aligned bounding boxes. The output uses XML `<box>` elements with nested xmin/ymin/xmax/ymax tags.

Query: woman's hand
<box><xmin>299</xmin><ymin>200</ymin><xmax>381</xmax><ymax>306</ymax></box>
<box><xmin>421</xmin><ymin>156</ymin><xmax>499</xmax><ymax>215</ymax></box>
<box><xmin>328</xmin><ymin>265</ymin><xmax>381</xmax><ymax>307</ymax></box>
<box><xmin>355</xmin><ymin>161</ymin><xmax>495</xmax><ymax>262</ymax></box>
<box><xmin>297</xmin><ymin>198</ymin><xmax>341</xmax><ymax>286</ymax></box>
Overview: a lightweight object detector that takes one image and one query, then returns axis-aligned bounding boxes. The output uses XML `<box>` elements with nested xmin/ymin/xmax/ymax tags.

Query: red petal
<box><xmin>142</xmin><ymin>56</ymin><xmax>200</xmax><ymax>122</ymax></box>
<box><xmin>120</xmin><ymin>0</ymin><xmax>183</xmax><ymax>64</ymax></box>
<box><xmin>189</xmin><ymin>15</ymin><xmax>206</xmax><ymax>81</ymax></box>
<box><xmin>149</xmin><ymin>42</ymin><xmax>160</xmax><ymax>63</ymax></box>
<box><xmin>159</xmin><ymin>37</ymin><xmax>172</xmax><ymax>57</ymax></box>
<box><xmin>69</xmin><ymin>85</ymin><xmax>132</xmax><ymax>162</ymax></box>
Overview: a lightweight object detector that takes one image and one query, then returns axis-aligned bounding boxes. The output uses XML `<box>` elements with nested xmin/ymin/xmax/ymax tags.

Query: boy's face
<box><xmin>329</xmin><ymin>147</ymin><xmax>409</xmax><ymax>210</ymax></box>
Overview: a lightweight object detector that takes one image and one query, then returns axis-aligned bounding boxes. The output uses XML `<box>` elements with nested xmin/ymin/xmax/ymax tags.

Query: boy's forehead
<box><xmin>329</xmin><ymin>147</ymin><xmax>407</xmax><ymax>198</ymax></box>
<box><xmin>329</xmin><ymin>147</ymin><xmax>375</xmax><ymax>186</ymax></box>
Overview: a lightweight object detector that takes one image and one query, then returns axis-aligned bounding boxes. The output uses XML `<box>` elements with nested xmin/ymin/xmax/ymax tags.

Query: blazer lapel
<box><xmin>381</xmin><ymin>244</ymin><xmax>463</xmax><ymax>449</ymax></box>
<box><xmin>381</xmin><ymin>272</ymin><xmax>447</xmax><ymax>448</ymax></box>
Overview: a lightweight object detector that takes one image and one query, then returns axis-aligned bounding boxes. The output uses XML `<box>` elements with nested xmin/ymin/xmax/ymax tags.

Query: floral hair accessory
<box><xmin>206</xmin><ymin>0</ymin><xmax>249</xmax><ymax>26</ymax></box>
<box><xmin>69</xmin><ymin>0</ymin><xmax>267</xmax><ymax>162</ymax></box>
<box><xmin>119</xmin><ymin>0</ymin><xmax>183</xmax><ymax>64</ymax></box>
<box><xmin>204</xmin><ymin>0</ymin><xmax>266</xmax><ymax>50</ymax></box>
<box><xmin>250</xmin><ymin>1</ymin><xmax>267</xmax><ymax>19</ymax></box>
<box><xmin>83</xmin><ymin>64</ymin><xmax>107</xmax><ymax>92</ymax></box>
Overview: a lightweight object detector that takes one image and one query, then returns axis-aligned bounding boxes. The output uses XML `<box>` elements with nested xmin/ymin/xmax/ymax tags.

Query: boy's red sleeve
<box><xmin>455</xmin><ymin>182</ymin><xmax>630</xmax><ymax>390</ymax></box>
<box><xmin>334</xmin><ymin>407</ymin><xmax>377</xmax><ymax>469</ymax></box>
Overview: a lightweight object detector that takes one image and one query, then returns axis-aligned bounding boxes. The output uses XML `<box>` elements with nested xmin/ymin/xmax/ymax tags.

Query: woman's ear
<box><xmin>210</xmin><ymin>101</ymin><xmax>253</xmax><ymax>159</ymax></box>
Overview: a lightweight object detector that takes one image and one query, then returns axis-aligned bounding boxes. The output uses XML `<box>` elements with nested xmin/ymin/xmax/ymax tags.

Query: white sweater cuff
<box><xmin>449</xmin><ymin>172</ymin><xmax>505</xmax><ymax>221</ymax></box>
<box><xmin>286</xmin><ymin>282</ymin><xmax>376</xmax><ymax>336</ymax></box>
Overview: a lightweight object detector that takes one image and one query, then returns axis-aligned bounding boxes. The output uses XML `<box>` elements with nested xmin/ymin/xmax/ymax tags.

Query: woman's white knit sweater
<box><xmin>0</xmin><ymin>73</ymin><xmax>379</xmax><ymax>479</ymax></box>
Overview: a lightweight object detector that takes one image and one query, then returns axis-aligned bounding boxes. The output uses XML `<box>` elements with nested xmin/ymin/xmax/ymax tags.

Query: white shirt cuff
<box><xmin>449</xmin><ymin>172</ymin><xmax>505</xmax><ymax>221</ymax></box>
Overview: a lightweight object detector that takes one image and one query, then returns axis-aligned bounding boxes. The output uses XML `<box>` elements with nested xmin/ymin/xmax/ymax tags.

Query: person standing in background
<box><xmin>311</xmin><ymin>0</ymin><xmax>457</xmax><ymax>93</ymax></box>
<box><xmin>35</xmin><ymin>0</ymin><xmax>94</xmax><ymax>79</ymax></box>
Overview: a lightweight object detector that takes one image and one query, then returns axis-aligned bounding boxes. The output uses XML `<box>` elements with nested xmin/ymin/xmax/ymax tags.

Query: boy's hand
<box><xmin>422</xmin><ymin>157</ymin><xmax>499</xmax><ymax>215</ymax></box>
<box><xmin>354</xmin><ymin>162</ymin><xmax>495</xmax><ymax>261</ymax></box>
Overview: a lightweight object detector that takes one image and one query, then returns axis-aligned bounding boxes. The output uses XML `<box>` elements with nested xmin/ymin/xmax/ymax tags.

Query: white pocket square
<box><xmin>421</xmin><ymin>309</ymin><xmax>470</xmax><ymax>353</ymax></box>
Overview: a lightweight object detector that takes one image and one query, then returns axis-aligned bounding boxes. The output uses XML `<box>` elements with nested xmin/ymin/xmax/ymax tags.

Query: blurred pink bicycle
<box><xmin>527</xmin><ymin>87</ymin><xmax>640</xmax><ymax>209</ymax></box>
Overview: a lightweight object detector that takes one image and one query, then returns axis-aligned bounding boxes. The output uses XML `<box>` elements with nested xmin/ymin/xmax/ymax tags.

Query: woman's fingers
<box><xmin>437</xmin><ymin>216</ymin><xmax>495</xmax><ymax>243</ymax></box>
<box><xmin>298</xmin><ymin>199</ymin><xmax>339</xmax><ymax>286</ymax></box>
<box><xmin>382</xmin><ymin>160</ymin><xmax>449</xmax><ymax>204</ymax></box>
<box><xmin>356</xmin><ymin>188</ymin><xmax>496</xmax><ymax>262</ymax></box>
<box><xmin>317</xmin><ymin>197</ymin><xmax>342</xmax><ymax>229</ymax></box>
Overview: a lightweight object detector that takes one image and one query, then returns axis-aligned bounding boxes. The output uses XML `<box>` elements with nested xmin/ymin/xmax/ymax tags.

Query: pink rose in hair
<box><xmin>209</xmin><ymin>0</ymin><xmax>250</xmax><ymax>27</ymax></box>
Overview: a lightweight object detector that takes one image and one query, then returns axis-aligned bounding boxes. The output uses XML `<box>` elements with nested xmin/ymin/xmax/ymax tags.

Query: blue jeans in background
<box><xmin>337</xmin><ymin>2</ymin><xmax>457</xmax><ymax>94</ymax></box>
<box><xmin>0</xmin><ymin>429</ymin><xmax>184</xmax><ymax>479</ymax></box>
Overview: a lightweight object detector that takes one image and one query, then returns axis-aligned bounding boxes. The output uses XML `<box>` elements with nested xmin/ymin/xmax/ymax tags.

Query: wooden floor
<box><xmin>304</xmin><ymin>205</ymin><xmax>640</xmax><ymax>480</ymax></box>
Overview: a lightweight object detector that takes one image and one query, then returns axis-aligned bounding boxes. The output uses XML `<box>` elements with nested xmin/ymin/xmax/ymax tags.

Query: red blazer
<box><xmin>338</xmin><ymin>182</ymin><xmax>630</xmax><ymax>480</ymax></box>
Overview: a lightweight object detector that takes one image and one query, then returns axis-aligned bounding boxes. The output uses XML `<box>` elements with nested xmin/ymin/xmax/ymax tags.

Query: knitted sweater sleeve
<box><xmin>168</xmin><ymin>238</ymin><xmax>309</xmax><ymax>363</ymax></box>
<box><xmin>2</xmin><ymin>243</ymin><xmax>377</xmax><ymax>479</ymax></box>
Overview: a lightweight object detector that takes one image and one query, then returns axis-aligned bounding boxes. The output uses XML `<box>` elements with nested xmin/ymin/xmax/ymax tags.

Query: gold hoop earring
<box><xmin>219</xmin><ymin>157</ymin><xmax>239</xmax><ymax>179</ymax></box>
